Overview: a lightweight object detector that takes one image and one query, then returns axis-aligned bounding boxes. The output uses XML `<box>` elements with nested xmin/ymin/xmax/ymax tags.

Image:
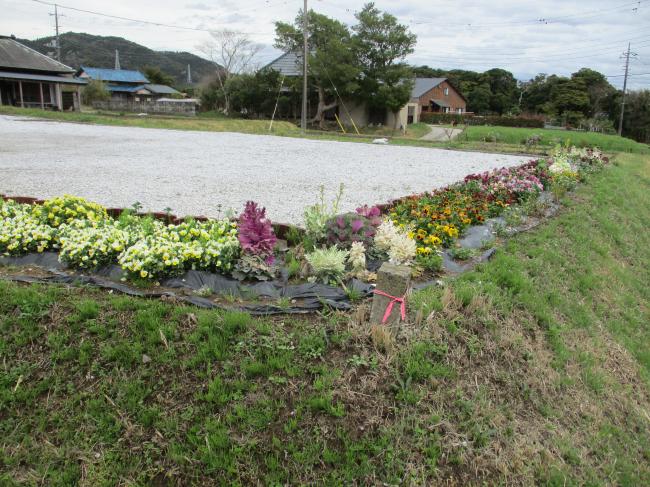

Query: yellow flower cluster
<box><xmin>0</xmin><ymin>201</ymin><xmax>55</xmax><ymax>255</ymax></box>
<box><xmin>58</xmin><ymin>221</ymin><xmax>132</xmax><ymax>269</ymax></box>
<box><xmin>117</xmin><ymin>219</ymin><xmax>240</xmax><ymax>279</ymax></box>
<box><xmin>36</xmin><ymin>195</ymin><xmax>108</xmax><ymax>228</ymax></box>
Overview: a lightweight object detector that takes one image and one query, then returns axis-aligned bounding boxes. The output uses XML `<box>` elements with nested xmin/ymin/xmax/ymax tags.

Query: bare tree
<box><xmin>198</xmin><ymin>30</ymin><xmax>263</xmax><ymax>114</ymax></box>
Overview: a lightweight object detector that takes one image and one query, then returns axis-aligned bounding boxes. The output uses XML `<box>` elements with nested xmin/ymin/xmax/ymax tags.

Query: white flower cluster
<box><xmin>549</xmin><ymin>157</ymin><xmax>574</xmax><ymax>174</ymax></box>
<box><xmin>374</xmin><ymin>219</ymin><xmax>417</xmax><ymax>265</ymax></box>
<box><xmin>0</xmin><ymin>201</ymin><xmax>55</xmax><ymax>255</ymax></box>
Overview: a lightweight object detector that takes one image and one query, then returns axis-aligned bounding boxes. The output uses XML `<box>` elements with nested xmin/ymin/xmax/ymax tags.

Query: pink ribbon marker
<box><xmin>373</xmin><ymin>289</ymin><xmax>406</xmax><ymax>324</ymax></box>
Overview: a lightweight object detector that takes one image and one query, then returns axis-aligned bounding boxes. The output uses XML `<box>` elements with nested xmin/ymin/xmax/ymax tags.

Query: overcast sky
<box><xmin>2</xmin><ymin>0</ymin><xmax>650</xmax><ymax>88</ymax></box>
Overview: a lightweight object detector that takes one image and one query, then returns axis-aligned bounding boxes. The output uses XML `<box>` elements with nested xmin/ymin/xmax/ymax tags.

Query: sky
<box><xmin>2</xmin><ymin>0</ymin><xmax>650</xmax><ymax>89</ymax></box>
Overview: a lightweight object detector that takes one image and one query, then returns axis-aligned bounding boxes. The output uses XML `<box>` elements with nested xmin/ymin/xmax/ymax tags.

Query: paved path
<box><xmin>420</xmin><ymin>125</ymin><xmax>463</xmax><ymax>142</ymax></box>
<box><xmin>0</xmin><ymin>115</ymin><xmax>527</xmax><ymax>224</ymax></box>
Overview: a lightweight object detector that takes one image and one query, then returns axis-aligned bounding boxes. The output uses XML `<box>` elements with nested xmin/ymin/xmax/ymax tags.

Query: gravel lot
<box><xmin>0</xmin><ymin>115</ymin><xmax>529</xmax><ymax>224</ymax></box>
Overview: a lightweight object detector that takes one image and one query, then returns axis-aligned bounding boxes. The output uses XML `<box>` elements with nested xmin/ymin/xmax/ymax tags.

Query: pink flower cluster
<box><xmin>465</xmin><ymin>163</ymin><xmax>544</xmax><ymax>201</ymax></box>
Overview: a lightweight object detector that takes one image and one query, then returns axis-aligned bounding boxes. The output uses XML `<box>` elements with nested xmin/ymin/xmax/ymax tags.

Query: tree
<box><xmin>143</xmin><ymin>66</ymin><xmax>175</xmax><ymax>87</ymax></box>
<box><xmin>198</xmin><ymin>30</ymin><xmax>262</xmax><ymax>114</ymax></box>
<box><xmin>620</xmin><ymin>89</ymin><xmax>650</xmax><ymax>143</ymax></box>
<box><xmin>480</xmin><ymin>68</ymin><xmax>519</xmax><ymax>115</ymax></box>
<box><xmin>82</xmin><ymin>79</ymin><xmax>110</xmax><ymax>105</ymax></box>
<box><xmin>275</xmin><ymin>11</ymin><xmax>359</xmax><ymax>128</ymax></box>
<box><xmin>550</xmin><ymin>77</ymin><xmax>591</xmax><ymax>124</ymax></box>
<box><xmin>352</xmin><ymin>2</ymin><xmax>416</xmax><ymax>129</ymax></box>
<box><xmin>571</xmin><ymin>68</ymin><xmax>616</xmax><ymax>118</ymax></box>
<box><xmin>467</xmin><ymin>83</ymin><xmax>491</xmax><ymax>113</ymax></box>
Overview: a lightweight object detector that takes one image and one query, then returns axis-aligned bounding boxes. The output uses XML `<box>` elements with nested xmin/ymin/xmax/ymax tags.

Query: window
<box><xmin>457</xmin><ymin>108</ymin><xmax>463</xmax><ymax>114</ymax></box>
<box><xmin>444</xmin><ymin>87</ymin><xmax>449</xmax><ymax>96</ymax></box>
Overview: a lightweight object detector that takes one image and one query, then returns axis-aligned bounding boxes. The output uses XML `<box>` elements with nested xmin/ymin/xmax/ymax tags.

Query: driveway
<box><xmin>0</xmin><ymin>115</ymin><xmax>527</xmax><ymax>224</ymax></box>
<box><xmin>420</xmin><ymin>125</ymin><xmax>463</xmax><ymax>142</ymax></box>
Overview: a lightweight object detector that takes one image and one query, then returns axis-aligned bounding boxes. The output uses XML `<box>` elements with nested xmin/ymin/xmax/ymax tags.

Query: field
<box><xmin>2</xmin><ymin>153</ymin><xmax>649</xmax><ymax>485</ymax></box>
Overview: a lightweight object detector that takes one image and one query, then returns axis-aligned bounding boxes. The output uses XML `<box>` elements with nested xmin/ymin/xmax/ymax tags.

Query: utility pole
<box><xmin>49</xmin><ymin>4</ymin><xmax>61</xmax><ymax>61</ymax></box>
<box><xmin>618</xmin><ymin>42</ymin><xmax>632</xmax><ymax>136</ymax></box>
<box><xmin>301</xmin><ymin>0</ymin><xmax>308</xmax><ymax>133</ymax></box>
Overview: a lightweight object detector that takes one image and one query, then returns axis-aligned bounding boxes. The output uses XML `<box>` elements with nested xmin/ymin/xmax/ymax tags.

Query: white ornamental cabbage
<box><xmin>347</xmin><ymin>241</ymin><xmax>366</xmax><ymax>272</ymax></box>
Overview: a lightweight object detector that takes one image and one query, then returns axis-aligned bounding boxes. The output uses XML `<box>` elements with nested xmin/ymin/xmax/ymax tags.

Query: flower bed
<box><xmin>388</xmin><ymin>146</ymin><xmax>608</xmax><ymax>256</ymax></box>
<box><xmin>0</xmin><ymin>147</ymin><xmax>609</xmax><ymax>292</ymax></box>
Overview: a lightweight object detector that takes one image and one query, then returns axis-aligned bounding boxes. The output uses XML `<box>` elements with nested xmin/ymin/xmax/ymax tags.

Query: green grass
<box><xmin>0</xmin><ymin>105</ymin><xmax>301</xmax><ymax>136</ymax></box>
<box><xmin>5</xmin><ymin>105</ymin><xmax>646</xmax><ymax>156</ymax></box>
<box><xmin>461</xmin><ymin>125</ymin><xmax>650</xmax><ymax>153</ymax></box>
<box><xmin>1</xmin><ymin>153</ymin><xmax>649</xmax><ymax>484</ymax></box>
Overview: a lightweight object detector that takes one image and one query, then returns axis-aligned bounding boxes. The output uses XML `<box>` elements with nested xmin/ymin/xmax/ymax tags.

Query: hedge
<box><xmin>419</xmin><ymin>113</ymin><xmax>545</xmax><ymax>128</ymax></box>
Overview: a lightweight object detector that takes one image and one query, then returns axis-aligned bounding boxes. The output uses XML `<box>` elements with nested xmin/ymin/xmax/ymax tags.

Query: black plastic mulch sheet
<box><xmin>0</xmin><ymin>252</ymin><xmax>374</xmax><ymax>315</ymax></box>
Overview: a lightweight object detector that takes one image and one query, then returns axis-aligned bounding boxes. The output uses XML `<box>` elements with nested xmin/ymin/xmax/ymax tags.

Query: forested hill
<box><xmin>18</xmin><ymin>32</ymin><xmax>217</xmax><ymax>86</ymax></box>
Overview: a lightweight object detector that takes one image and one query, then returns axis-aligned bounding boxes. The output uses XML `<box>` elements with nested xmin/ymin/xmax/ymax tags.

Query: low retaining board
<box><xmin>0</xmin><ymin>194</ymin><xmax>302</xmax><ymax>240</ymax></box>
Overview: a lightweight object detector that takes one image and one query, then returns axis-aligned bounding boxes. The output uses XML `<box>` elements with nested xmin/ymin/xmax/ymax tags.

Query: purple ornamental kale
<box><xmin>238</xmin><ymin>201</ymin><xmax>277</xmax><ymax>257</ymax></box>
<box><xmin>355</xmin><ymin>205</ymin><xmax>383</xmax><ymax>227</ymax></box>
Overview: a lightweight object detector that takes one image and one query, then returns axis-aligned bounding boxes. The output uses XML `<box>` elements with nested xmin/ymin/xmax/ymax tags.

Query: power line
<box><xmin>409</xmin><ymin>0</ymin><xmax>647</xmax><ymax>27</ymax></box>
<box><xmin>29</xmin><ymin>0</ymin><xmax>299</xmax><ymax>37</ymax></box>
<box><xmin>406</xmin><ymin>30</ymin><xmax>650</xmax><ymax>57</ymax></box>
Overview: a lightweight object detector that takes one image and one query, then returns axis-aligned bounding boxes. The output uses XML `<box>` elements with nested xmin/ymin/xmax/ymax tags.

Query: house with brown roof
<box><xmin>263</xmin><ymin>53</ymin><xmax>469</xmax><ymax>129</ymax></box>
<box><xmin>0</xmin><ymin>35</ymin><xmax>86</xmax><ymax>110</ymax></box>
<box><xmin>411</xmin><ymin>78</ymin><xmax>467</xmax><ymax>117</ymax></box>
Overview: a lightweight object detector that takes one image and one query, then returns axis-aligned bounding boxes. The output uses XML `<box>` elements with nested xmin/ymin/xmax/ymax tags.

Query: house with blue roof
<box><xmin>77</xmin><ymin>66</ymin><xmax>181</xmax><ymax>103</ymax></box>
<box><xmin>77</xmin><ymin>66</ymin><xmax>152</xmax><ymax>101</ymax></box>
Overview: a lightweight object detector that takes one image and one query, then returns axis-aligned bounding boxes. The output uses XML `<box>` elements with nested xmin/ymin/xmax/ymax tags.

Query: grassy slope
<box><xmin>0</xmin><ymin>106</ymin><xmax>301</xmax><ymax>137</ymax></box>
<box><xmin>461</xmin><ymin>125</ymin><xmax>649</xmax><ymax>153</ymax></box>
<box><xmin>3</xmin><ymin>106</ymin><xmax>648</xmax><ymax>156</ymax></box>
<box><xmin>1</xmin><ymin>153</ymin><xmax>649</xmax><ymax>485</ymax></box>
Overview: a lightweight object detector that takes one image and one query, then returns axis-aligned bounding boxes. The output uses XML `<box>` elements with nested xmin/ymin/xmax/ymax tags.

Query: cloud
<box><xmin>2</xmin><ymin>0</ymin><xmax>649</xmax><ymax>89</ymax></box>
<box><xmin>185</xmin><ymin>3</ymin><xmax>212</xmax><ymax>11</ymax></box>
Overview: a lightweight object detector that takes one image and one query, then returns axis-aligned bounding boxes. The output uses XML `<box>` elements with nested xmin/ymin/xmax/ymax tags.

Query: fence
<box><xmin>92</xmin><ymin>100</ymin><xmax>196</xmax><ymax>116</ymax></box>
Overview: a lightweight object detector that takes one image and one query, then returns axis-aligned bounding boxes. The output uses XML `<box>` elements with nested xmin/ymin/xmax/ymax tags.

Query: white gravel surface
<box><xmin>0</xmin><ymin>115</ymin><xmax>529</xmax><ymax>224</ymax></box>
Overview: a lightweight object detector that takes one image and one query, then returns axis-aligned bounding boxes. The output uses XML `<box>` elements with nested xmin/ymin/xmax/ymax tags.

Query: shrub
<box><xmin>82</xmin><ymin>79</ymin><xmax>110</xmax><ymax>105</ymax></box>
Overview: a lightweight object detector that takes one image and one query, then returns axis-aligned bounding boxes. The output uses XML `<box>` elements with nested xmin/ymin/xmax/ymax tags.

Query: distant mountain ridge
<box><xmin>17</xmin><ymin>32</ymin><xmax>218</xmax><ymax>86</ymax></box>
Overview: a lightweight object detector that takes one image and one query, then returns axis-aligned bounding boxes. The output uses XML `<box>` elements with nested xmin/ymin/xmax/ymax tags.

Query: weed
<box><xmin>448</xmin><ymin>247</ymin><xmax>475</xmax><ymax>261</ymax></box>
